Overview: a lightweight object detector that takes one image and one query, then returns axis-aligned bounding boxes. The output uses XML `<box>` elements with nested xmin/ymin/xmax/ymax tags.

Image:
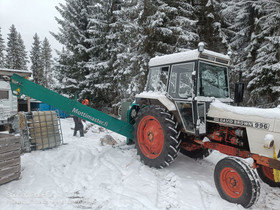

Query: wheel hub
<box><xmin>137</xmin><ymin>115</ymin><xmax>164</xmax><ymax>159</ymax></box>
<box><xmin>147</xmin><ymin>131</ymin><xmax>154</xmax><ymax>142</ymax></box>
<box><xmin>220</xmin><ymin>167</ymin><xmax>244</xmax><ymax>198</ymax></box>
<box><xmin>229</xmin><ymin>176</ymin><xmax>237</xmax><ymax>187</ymax></box>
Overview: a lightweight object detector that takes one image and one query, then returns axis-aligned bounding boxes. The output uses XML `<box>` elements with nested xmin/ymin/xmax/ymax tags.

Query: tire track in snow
<box><xmin>155</xmin><ymin>170</ymin><xmax>179</xmax><ymax>209</ymax></box>
<box><xmin>256</xmin><ymin>183</ymin><xmax>280</xmax><ymax>210</ymax></box>
<box><xmin>67</xmin><ymin>144</ymin><xmax>143</xmax><ymax>209</ymax></box>
<box><xmin>196</xmin><ymin>180</ymin><xmax>222</xmax><ymax>210</ymax></box>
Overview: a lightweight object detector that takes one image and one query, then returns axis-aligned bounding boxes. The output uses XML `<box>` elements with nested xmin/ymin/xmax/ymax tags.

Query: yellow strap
<box><xmin>273</xmin><ymin>145</ymin><xmax>280</xmax><ymax>182</ymax></box>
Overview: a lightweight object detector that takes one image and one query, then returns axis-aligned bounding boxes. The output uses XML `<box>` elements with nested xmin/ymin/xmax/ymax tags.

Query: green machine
<box><xmin>10</xmin><ymin>74</ymin><xmax>134</xmax><ymax>140</ymax></box>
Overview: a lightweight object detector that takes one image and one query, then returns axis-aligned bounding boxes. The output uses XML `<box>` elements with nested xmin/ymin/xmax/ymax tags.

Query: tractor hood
<box><xmin>208</xmin><ymin>101</ymin><xmax>280</xmax><ymax>133</ymax></box>
<box><xmin>208</xmin><ymin>100</ymin><xmax>280</xmax><ymax>158</ymax></box>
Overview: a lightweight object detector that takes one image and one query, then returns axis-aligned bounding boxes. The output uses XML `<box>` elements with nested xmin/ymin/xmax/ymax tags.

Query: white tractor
<box><xmin>129</xmin><ymin>43</ymin><xmax>280</xmax><ymax>208</ymax></box>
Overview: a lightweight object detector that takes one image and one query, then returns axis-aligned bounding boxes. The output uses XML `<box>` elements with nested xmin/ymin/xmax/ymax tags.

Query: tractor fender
<box><xmin>135</xmin><ymin>92</ymin><xmax>176</xmax><ymax>111</ymax></box>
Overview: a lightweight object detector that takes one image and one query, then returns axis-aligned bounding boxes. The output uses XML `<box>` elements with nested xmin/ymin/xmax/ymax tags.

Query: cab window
<box><xmin>168</xmin><ymin>63</ymin><xmax>194</xmax><ymax>99</ymax></box>
<box><xmin>146</xmin><ymin>66</ymin><xmax>169</xmax><ymax>92</ymax></box>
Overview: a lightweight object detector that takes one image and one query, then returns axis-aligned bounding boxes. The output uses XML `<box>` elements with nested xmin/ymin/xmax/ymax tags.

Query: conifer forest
<box><xmin>0</xmin><ymin>0</ymin><xmax>279</xmax><ymax>109</ymax></box>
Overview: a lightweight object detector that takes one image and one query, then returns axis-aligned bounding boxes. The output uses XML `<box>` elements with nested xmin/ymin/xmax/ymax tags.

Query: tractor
<box><xmin>127</xmin><ymin>42</ymin><xmax>280</xmax><ymax>208</ymax></box>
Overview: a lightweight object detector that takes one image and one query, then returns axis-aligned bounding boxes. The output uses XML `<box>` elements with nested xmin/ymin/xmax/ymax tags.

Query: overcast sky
<box><xmin>0</xmin><ymin>0</ymin><xmax>64</xmax><ymax>58</ymax></box>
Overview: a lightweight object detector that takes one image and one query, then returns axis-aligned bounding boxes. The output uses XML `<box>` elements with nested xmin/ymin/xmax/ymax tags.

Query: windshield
<box><xmin>198</xmin><ymin>62</ymin><xmax>229</xmax><ymax>98</ymax></box>
<box><xmin>146</xmin><ymin>66</ymin><xmax>169</xmax><ymax>92</ymax></box>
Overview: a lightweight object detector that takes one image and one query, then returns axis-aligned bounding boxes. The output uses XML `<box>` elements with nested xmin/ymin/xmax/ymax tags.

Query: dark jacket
<box><xmin>73</xmin><ymin>116</ymin><xmax>83</xmax><ymax>129</ymax></box>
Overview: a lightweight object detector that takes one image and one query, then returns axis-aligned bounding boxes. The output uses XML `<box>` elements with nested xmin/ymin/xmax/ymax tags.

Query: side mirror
<box><xmin>234</xmin><ymin>82</ymin><xmax>244</xmax><ymax>104</ymax></box>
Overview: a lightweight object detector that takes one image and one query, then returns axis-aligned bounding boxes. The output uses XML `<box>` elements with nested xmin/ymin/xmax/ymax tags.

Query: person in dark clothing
<box><xmin>73</xmin><ymin>115</ymin><xmax>84</xmax><ymax>137</ymax></box>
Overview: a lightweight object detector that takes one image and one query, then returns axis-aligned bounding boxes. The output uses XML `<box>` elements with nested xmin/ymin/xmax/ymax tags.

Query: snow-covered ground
<box><xmin>1</xmin><ymin>118</ymin><xmax>280</xmax><ymax>210</ymax></box>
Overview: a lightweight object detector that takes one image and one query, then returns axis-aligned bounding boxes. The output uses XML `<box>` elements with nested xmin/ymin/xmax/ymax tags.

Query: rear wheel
<box><xmin>214</xmin><ymin>157</ymin><xmax>260</xmax><ymax>208</ymax></box>
<box><xmin>134</xmin><ymin>105</ymin><xmax>180</xmax><ymax>168</ymax></box>
<box><xmin>257</xmin><ymin>165</ymin><xmax>280</xmax><ymax>187</ymax></box>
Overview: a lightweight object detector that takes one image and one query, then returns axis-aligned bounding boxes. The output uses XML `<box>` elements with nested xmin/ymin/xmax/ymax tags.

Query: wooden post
<box><xmin>27</xmin><ymin>97</ymin><xmax>31</xmax><ymax>112</ymax></box>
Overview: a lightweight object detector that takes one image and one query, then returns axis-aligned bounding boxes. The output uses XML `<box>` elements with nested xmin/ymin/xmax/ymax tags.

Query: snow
<box><xmin>211</xmin><ymin>100</ymin><xmax>280</xmax><ymax>119</ymax></box>
<box><xmin>1</xmin><ymin>118</ymin><xmax>280</xmax><ymax>210</ymax></box>
<box><xmin>0</xmin><ymin>68</ymin><xmax>32</xmax><ymax>77</ymax></box>
<box><xmin>265</xmin><ymin>134</ymin><xmax>275</xmax><ymax>142</ymax></box>
<box><xmin>149</xmin><ymin>49</ymin><xmax>230</xmax><ymax>67</ymax></box>
<box><xmin>135</xmin><ymin>91</ymin><xmax>177</xmax><ymax>111</ymax></box>
<box><xmin>264</xmin><ymin>134</ymin><xmax>275</xmax><ymax>148</ymax></box>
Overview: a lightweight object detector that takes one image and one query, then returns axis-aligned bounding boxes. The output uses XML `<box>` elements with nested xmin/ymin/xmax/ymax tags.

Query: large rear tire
<box><xmin>214</xmin><ymin>157</ymin><xmax>260</xmax><ymax>208</ymax></box>
<box><xmin>134</xmin><ymin>105</ymin><xmax>180</xmax><ymax>168</ymax></box>
<box><xmin>257</xmin><ymin>165</ymin><xmax>280</xmax><ymax>187</ymax></box>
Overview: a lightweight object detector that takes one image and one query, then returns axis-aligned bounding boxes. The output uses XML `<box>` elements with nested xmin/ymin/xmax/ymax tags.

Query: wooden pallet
<box><xmin>0</xmin><ymin>134</ymin><xmax>21</xmax><ymax>185</ymax></box>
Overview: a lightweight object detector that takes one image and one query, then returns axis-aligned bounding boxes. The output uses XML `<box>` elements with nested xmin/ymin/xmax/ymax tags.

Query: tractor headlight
<box><xmin>264</xmin><ymin>134</ymin><xmax>275</xmax><ymax>149</ymax></box>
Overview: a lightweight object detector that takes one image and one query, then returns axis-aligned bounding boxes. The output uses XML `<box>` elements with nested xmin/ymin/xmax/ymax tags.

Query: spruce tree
<box><xmin>194</xmin><ymin>0</ymin><xmax>228</xmax><ymax>53</ymax></box>
<box><xmin>163</xmin><ymin>0</ymin><xmax>199</xmax><ymax>51</ymax></box>
<box><xmin>219</xmin><ymin>1</ymin><xmax>259</xmax><ymax>105</ymax></box>
<box><xmin>41</xmin><ymin>38</ymin><xmax>53</xmax><ymax>88</ymax></box>
<box><xmin>53</xmin><ymin>47</ymin><xmax>77</xmax><ymax>94</ymax></box>
<box><xmin>4</xmin><ymin>25</ymin><xmax>28</xmax><ymax>70</ymax></box>
<box><xmin>17</xmin><ymin>33</ymin><xmax>28</xmax><ymax>70</ymax></box>
<box><xmin>246</xmin><ymin>0</ymin><xmax>280</xmax><ymax>107</ymax></box>
<box><xmin>30</xmin><ymin>33</ymin><xmax>44</xmax><ymax>85</ymax></box>
<box><xmin>230</xmin><ymin>0</ymin><xmax>260</xmax><ymax>71</ymax></box>
<box><xmin>107</xmin><ymin>0</ymin><xmax>146</xmax><ymax>103</ymax></box>
<box><xmin>52</xmin><ymin>0</ymin><xmax>94</xmax><ymax>99</ymax></box>
<box><xmin>222</xmin><ymin>0</ymin><xmax>279</xmax><ymax>107</ymax></box>
<box><xmin>0</xmin><ymin>27</ymin><xmax>5</xmax><ymax>68</ymax></box>
<box><xmin>140</xmin><ymin>0</ymin><xmax>198</xmax><ymax>55</ymax></box>
<box><xmin>5</xmin><ymin>25</ymin><xmax>19</xmax><ymax>69</ymax></box>
<box><xmin>108</xmin><ymin>0</ymin><xmax>199</xmax><ymax>104</ymax></box>
<box><xmin>81</xmin><ymin>0</ymin><xmax>114</xmax><ymax>107</ymax></box>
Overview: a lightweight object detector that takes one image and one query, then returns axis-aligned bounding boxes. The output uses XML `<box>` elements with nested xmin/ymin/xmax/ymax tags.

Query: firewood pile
<box><xmin>0</xmin><ymin>134</ymin><xmax>21</xmax><ymax>185</ymax></box>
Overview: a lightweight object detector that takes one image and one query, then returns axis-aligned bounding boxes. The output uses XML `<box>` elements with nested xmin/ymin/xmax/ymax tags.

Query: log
<box><xmin>0</xmin><ymin>172</ymin><xmax>20</xmax><ymax>185</ymax></box>
<box><xmin>0</xmin><ymin>157</ymin><xmax>20</xmax><ymax>169</ymax></box>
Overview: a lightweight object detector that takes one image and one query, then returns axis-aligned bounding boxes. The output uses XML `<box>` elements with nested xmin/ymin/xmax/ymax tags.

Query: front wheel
<box><xmin>214</xmin><ymin>157</ymin><xmax>260</xmax><ymax>208</ymax></box>
<box><xmin>134</xmin><ymin>105</ymin><xmax>180</xmax><ymax>168</ymax></box>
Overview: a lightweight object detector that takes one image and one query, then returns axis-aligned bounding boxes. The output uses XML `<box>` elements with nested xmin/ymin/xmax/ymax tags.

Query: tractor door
<box><xmin>167</xmin><ymin>62</ymin><xmax>206</xmax><ymax>135</ymax></box>
<box><xmin>175</xmin><ymin>101</ymin><xmax>206</xmax><ymax>134</ymax></box>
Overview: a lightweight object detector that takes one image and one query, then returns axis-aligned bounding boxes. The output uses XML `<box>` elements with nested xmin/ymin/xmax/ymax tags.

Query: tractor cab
<box><xmin>146</xmin><ymin>43</ymin><xmax>231</xmax><ymax>102</ymax></box>
<box><xmin>136</xmin><ymin>43</ymin><xmax>232</xmax><ymax>135</ymax></box>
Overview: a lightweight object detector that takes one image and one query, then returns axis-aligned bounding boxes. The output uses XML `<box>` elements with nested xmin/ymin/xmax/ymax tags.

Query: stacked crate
<box><xmin>0</xmin><ymin>134</ymin><xmax>21</xmax><ymax>185</ymax></box>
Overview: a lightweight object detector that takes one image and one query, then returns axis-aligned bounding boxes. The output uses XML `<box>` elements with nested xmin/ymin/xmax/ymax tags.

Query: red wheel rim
<box><xmin>262</xmin><ymin>165</ymin><xmax>275</xmax><ymax>181</ymax></box>
<box><xmin>137</xmin><ymin>115</ymin><xmax>164</xmax><ymax>159</ymax></box>
<box><xmin>220</xmin><ymin>167</ymin><xmax>244</xmax><ymax>198</ymax></box>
